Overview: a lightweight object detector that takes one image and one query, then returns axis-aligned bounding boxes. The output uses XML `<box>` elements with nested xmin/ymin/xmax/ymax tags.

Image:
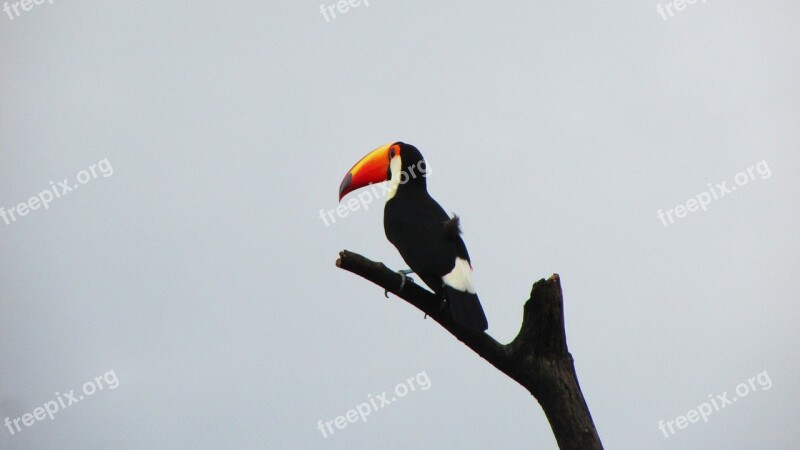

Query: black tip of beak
<box><xmin>338</xmin><ymin>172</ymin><xmax>352</xmax><ymax>201</ymax></box>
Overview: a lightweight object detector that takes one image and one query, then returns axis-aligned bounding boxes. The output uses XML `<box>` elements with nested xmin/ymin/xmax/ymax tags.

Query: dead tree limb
<box><xmin>336</xmin><ymin>250</ymin><xmax>603</xmax><ymax>450</ymax></box>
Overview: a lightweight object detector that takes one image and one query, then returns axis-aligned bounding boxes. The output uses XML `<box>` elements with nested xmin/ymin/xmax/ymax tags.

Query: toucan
<box><xmin>338</xmin><ymin>142</ymin><xmax>489</xmax><ymax>331</ymax></box>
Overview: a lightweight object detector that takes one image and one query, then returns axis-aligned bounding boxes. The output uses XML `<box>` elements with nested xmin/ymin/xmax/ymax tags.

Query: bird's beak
<box><xmin>338</xmin><ymin>142</ymin><xmax>394</xmax><ymax>201</ymax></box>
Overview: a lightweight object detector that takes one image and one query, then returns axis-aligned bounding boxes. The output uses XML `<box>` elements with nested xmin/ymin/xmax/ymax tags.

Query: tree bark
<box><xmin>336</xmin><ymin>250</ymin><xmax>603</xmax><ymax>450</ymax></box>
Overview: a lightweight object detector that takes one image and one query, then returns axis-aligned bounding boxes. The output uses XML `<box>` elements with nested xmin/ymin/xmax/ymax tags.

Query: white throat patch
<box><xmin>386</xmin><ymin>156</ymin><xmax>402</xmax><ymax>201</ymax></box>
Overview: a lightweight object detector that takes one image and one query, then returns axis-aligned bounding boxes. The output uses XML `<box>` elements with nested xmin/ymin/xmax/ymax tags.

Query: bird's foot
<box><xmin>397</xmin><ymin>269</ymin><xmax>414</xmax><ymax>290</ymax></box>
<box><xmin>384</xmin><ymin>269</ymin><xmax>415</xmax><ymax>297</ymax></box>
<box><xmin>423</xmin><ymin>298</ymin><xmax>447</xmax><ymax>320</ymax></box>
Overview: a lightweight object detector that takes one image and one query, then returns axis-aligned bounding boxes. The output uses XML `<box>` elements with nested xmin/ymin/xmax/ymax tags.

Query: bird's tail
<box><xmin>445</xmin><ymin>286</ymin><xmax>488</xmax><ymax>331</ymax></box>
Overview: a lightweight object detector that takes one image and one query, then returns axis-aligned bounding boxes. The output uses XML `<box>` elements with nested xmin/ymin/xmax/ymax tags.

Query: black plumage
<box><xmin>383</xmin><ymin>143</ymin><xmax>488</xmax><ymax>331</ymax></box>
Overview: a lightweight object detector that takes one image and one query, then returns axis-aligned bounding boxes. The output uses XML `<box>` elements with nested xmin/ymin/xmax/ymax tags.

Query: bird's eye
<box><xmin>389</xmin><ymin>149</ymin><xmax>396</xmax><ymax>158</ymax></box>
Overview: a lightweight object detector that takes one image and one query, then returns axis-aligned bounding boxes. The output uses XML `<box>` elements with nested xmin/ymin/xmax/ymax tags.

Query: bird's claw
<box><xmin>424</xmin><ymin>300</ymin><xmax>446</xmax><ymax>320</ymax></box>
<box><xmin>384</xmin><ymin>269</ymin><xmax>415</xmax><ymax>297</ymax></box>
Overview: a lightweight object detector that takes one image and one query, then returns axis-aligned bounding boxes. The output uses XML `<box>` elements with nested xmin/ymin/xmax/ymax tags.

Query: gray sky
<box><xmin>1</xmin><ymin>1</ymin><xmax>798</xmax><ymax>449</ymax></box>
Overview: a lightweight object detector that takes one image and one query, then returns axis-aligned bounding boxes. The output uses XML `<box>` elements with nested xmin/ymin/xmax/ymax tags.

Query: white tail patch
<box><xmin>442</xmin><ymin>257</ymin><xmax>476</xmax><ymax>294</ymax></box>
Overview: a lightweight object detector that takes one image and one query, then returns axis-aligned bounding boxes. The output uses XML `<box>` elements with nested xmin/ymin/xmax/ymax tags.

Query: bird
<box><xmin>338</xmin><ymin>141</ymin><xmax>488</xmax><ymax>331</ymax></box>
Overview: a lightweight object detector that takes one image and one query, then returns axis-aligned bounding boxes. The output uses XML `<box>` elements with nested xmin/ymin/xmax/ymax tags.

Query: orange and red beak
<box><xmin>338</xmin><ymin>142</ymin><xmax>400</xmax><ymax>201</ymax></box>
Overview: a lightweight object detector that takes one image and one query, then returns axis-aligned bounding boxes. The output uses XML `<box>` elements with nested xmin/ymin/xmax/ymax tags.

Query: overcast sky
<box><xmin>1</xmin><ymin>1</ymin><xmax>799</xmax><ymax>449</ymax></box>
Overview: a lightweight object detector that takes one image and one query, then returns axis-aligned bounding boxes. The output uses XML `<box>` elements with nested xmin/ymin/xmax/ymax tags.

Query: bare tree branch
<box><xmin>336</xmin><ymin>249</ymin><xmax>603</xmax><ymax>450</ymax></box>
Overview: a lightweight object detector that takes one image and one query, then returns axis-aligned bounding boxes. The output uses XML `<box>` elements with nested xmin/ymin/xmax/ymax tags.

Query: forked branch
<box><xmin>336</xmin><ymin>250</ymin><xmax>603</xmax><ymax>450</ymax></box>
